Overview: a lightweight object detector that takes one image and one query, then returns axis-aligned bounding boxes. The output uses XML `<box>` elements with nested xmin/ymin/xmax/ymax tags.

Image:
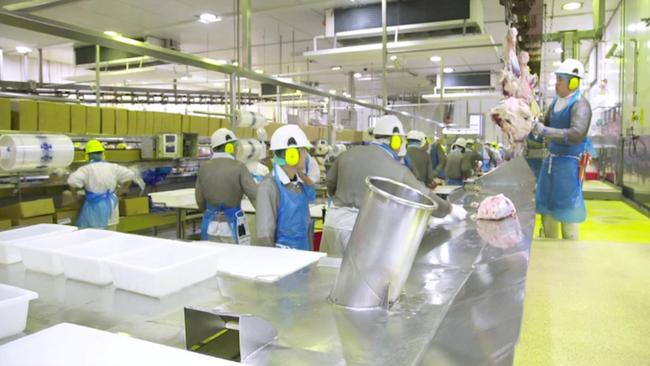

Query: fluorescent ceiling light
<box><xmin>329</xmin><ymin>89</ymin><xmax>337</xmax><ymax>94</ymax></box>
<box><xmin>254</xmin><ymin>69</ymin><xmax>264</xmax><ymax>74</ymax></box>
<box><xmin>443</xmin><ymin>67</ymin><xmax>454</xmax><ymax>73</ymax></box>
<box><xmin>353</xmin><ymin>72</ymin><xmax>362</xmax><ymax>78</ymax></box>
<box><xmin>429</xmin><ymin>55</ymin><xmax>441</xmax><ymax>62</ymax></box>
<box><xmin>198</xmin><ymin>13</ymin><xmax>221</xmax><ymax>24</ymax></box>
<box><xmin>15</xmin><ymin>46</ymin><xmax>32</xmax><ymax>54</ymax></box>
<box><xmin>554</xmin><ymin>47</ymin><xmax>564</xmax><ymax>54</ymax></box>
<box><xmin>389</xmin><ymin>55</ymin><xmax>397</xmax><ymax>61</ymax></box>
<box><xmin>331</xmin><ymin>65</ymin><xmax>342</xmax><ymax>71</ymax></box>
<box><xmin>561</xmin><ymin>2</ymin><xmax>582</xmax><ymax>10</ymax></box>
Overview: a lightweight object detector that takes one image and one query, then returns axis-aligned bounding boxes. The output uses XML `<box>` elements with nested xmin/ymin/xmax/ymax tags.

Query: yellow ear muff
<box><xmin>224</xmin><ymin>143</ymin><xmax>235</xmax><ymax>154</ymax></box>
<box><xmin>285</xmin><ymin>147</ymin><xmax>300</xmax><ymax>166</ymax></box>
<box><xmin>390</xmin><ymin>134</ymin><xmax>402</xmax><ymax>151</ymax></box>
<box><xmin>568</xmin><ymin>77</ymin><xmax>579</xmax><ymax>91</ymax></box>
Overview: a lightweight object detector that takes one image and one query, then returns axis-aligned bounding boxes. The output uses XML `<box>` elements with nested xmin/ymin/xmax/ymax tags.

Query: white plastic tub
<box><xmin>0</xmin><ymin>224</ymin><xmax>77</xmax><ymax>264</ymax></box>
<box><xmin>16</xmin><ymin>229</ymin><xmax>121</xmax><ymax>275</ymax></box>
<box><xmin>0</xmin><ymin>283</ymin><xmax>38</xmax><ymax>339</ymax></box>
<box><xmin>59</xmin><ymin>234</ymin><xmax>169</xmax><ymax>285</ymax></box>
<box><xmin>106</xmin><ymin>242</ymin><xmax>224</xmax><ymax>298</ymax></box>
<box><xmin>149</xmin><ymin>188</ymin><xmax>197</xmax><ymax>209</ymax></box>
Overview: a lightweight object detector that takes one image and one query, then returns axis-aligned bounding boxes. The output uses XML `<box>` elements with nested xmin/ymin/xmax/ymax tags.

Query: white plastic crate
<box><xmin>0</xmin><ymin>224</ymin><xmax>77</xmax><ymax>264</ymax></box>
<box><xmin>16</xmin><ymin>229</ymin><xmax>121</xmax><ymax>275</ymax></box>
<box><xmin>106</xmin><ymin>242</ymin><xmax>225</xmax><ymax>298</ymax></box>
<box><xmin>0</xmin><ymin>283</ymin><xmax>38</xmax><ymax>339</ymax></box>
<box><xmin>59</xmin><ymin>234</ymin><xmax>169</xmax><ymax>286</ymax></box>
<box><xmin>0</xmin><ymin>323</ymin><xmax>242</xmax><ymax>365</ymax></box>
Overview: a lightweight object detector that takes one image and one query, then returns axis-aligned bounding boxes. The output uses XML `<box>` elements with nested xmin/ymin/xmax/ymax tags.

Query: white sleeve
<box><xmin>112</xmin><ymin>164</ymin><xmax>136</xmax><ymax>184</ymax></box>
<box><xmin>67</xmin><ymin>166</ymin><xmax>88</xmax><ymax>189</ymax></box>
<box><xmin>307</xmin><ymin>156</ymin><xmax>320</xmax><ymax>183</ymax></box>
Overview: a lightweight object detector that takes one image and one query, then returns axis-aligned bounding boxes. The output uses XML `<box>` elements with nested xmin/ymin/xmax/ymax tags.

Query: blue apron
<box><xmin>536</xmin><ymin>91</ymin><xmax>586</xmax><ymax>223</ymax></box>
<box><xmin>526</xmin><ymin>133</ymin><xmax>545</xmax><ymax>179</ymax></box>
<box><xmin>273</xmin><ymin>165</ymin><xmax>312</xmax><ymax>250</ymax></box>
<box><xmin>201</xmin><ymin>203</ymin><xmax>246</xmax><ymax>242</ymax></box>
<box><xmin>76</xmin><ymin>190</ymin><xmax>118</xmax><ymax>229</ymax></box>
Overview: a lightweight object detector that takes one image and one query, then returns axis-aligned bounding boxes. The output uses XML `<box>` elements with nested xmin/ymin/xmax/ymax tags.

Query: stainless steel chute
<box><xmin>329</xmin><ymin>176</ymin><xmax>436</xmax><ymax>309</ymax></box>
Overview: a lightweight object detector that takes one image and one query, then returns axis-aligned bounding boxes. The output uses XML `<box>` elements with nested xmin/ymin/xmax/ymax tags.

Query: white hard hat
<box><xmin>555</xmin><ymin>58</ymin><xmax>584</xmax><ymax>78</ymax></box>
<box><xmin>269</xmin><ymin>124</ymin><xmax>312</xmax><ymax>151</ymax></box>
<box><xmin>211</xmin><ymin>128</ymin><xmax>238</xmax><ymax>149</ymax></box>
<box><xmin>453</xmin><ymin>137</ymin><xmax>467</xmax><ymax>148</ymax></box>
<box><xmin>406</xmin><ymin>130</ymin><xmax>425</xmax><ymax>142</ymax></box>
<box><xmin>373</xmin><ymin>115</ymin><xmax>405</xmax><ymax>136</ymax></box>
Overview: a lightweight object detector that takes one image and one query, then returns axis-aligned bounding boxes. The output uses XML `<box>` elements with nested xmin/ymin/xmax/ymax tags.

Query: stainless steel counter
<box><xmin>0</xmin><ymin>157</ymin><xmax>535</xmax><ymax>366</ymax></box>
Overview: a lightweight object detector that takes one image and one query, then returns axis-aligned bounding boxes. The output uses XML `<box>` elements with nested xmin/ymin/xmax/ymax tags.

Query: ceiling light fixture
<box><xmin>429</xmin><ymin>55</ymin><xmax>441</xmax><ymax>62</ymax></box>
<box><xmin>353</xmin><ymin>72</ymin><xmax>362</xmax><ymax>79</ymax></box>
<box><xmin>329</xmin><ymin>89</ymin><xmax>337</xmax><ymax>94</ymax></box>
<box><xmin>561</xmin><ymin>2</ymin><xmax>582</xmax><ymax>10</ymax></box>
<box><xmin>198</xmin><ymin>13</ymin><xmax>222</xmax><ymax>24</ymax></box>
<box><xmin>15</xmin><ymin>46</ymin><xmax>32</xmax><ymax>54</ymax></box>
<box><xmin>389</xmin><ymin>55</ymin><xmax>397</xmax><ymax>61</ymax></box>
<box><xmin>254</xmin><ymin>69</ymin><xmax>264</xmax><ymax>74</ymax></box>
<box><xmin>443</xmin><ymin>67</ymin><xmax>454</xmax><ymax>73</ymax></box>
<box><xmin>103</xmin><ymin>31</ymin><xmax>120</xmax><ymax>37</ymax></box>
<box><xmin>331</xmin><ymin>65</ymin><xmax>342</xmax><ymax>71</ymax></box>
<box><xmin>554</xmin><ymin>47</ymin><xmax>564</xmax><ymax>54</ymax></box>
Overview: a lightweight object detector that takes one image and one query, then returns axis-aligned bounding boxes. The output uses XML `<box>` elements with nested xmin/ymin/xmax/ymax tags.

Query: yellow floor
<box><xmin>516</xmin><ymin>201</ymin><xmax>650</xmax><ymax>365</ymax></box>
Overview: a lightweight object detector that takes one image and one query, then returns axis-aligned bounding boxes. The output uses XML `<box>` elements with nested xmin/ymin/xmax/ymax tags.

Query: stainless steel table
<box><xmin>0</xmin><ymin>157</ymin><xmax>535</xmax><ymax>365</ymax></box>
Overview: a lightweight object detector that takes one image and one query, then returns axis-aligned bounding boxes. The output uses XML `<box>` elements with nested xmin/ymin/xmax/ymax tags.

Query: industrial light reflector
<box><xmin>443</xmin><ymin>67</ymin><xmax>454</xmax><ymax>73</ymax></box>
<box><xmin>331</xmin><ymin>65</ymin><xmax>342</xmax><ymax>71</ymax></box>
<box><xmin>389</xmin><ymin>55</ymin><xmax>397</xmax><ymax>61</ymax></box>
<box><xmin>198</xmin><ymin>13</ymin><xmax>221</xmax><ymax>24</ymax></box>
<box><xmin>561</xmin><ymin>2</ymin><xmax>582</xmax><ymax>10</ymax></box>
<box><xmin>254</xmin><ymin>69</ymin><xmax>264</xmax><ymax>74</ymax></box>
<box><xmin>353</xmin><ymin>72</ymin><xmax>362</xmax><ymax>78</ymax></box>
<box><xmin>15</xmin><ymin>46</ymin><xmax>32</xmax><ymax>54</ymax></box>
<box><xmin>429</xmin><ymin>55</ymin><xmax>441</xmax><ymax>62</ymax></box>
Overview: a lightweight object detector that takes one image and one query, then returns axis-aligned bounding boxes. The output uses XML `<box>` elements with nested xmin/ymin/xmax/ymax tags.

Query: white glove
<box><xmin>450</xmin><ymin>204</ymin><xmax>468</xmax><ymax>221</ymax></box>
<box><xmin>532</xmin><ymin>121</ymin><xmax>546</xmax><ymax>137</ymax></box>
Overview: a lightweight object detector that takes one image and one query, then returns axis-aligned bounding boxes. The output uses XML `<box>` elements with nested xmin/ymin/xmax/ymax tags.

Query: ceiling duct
<box><xmin>325</xmin><ymin>0</ymin><xmax>484</xmax><ymax>46</ymax></box>
<box><xmin>75</xmin><ymin>36</ymin><xmax>179</xmax><ymax>70</ymax></box>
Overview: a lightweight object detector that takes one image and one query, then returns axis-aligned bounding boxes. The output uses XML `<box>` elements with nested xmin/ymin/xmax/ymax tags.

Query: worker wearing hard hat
<box><xmin>461</xmin><ymin>138</ymin><xmax>483</xmax><ymax>178</ymax></box>
<box><xmin>68</xmin><ymin>139</ymin><xmax>138</xmax><ymax>230</ymax></box>
<box><xmin>430</xmin><ymin>135</ymin><xmax>447</xmax><ymax>179</ymax></box>
<box><xmin>196</xmin><ymin>128</ymin><xmax>258</xmax><ymax>244</ymax></box>
<box><xmin>444</xmin><ymin>138</ymin><xmax>466</xmax><ymax>186</ymax></box>
<box><xmin>322</xmin><ymin>115</ymin><xmax>464</xmax><ymax>257</ymax></box>
<box><xmin>406</xmin><ymin>130</ymin><xmax>435</xmax><ymax>186</ymax></box>
<box><xmin>256</xmin><ymin>125</ymin><xmax>315</xmax><ymax>250</ymax></box>
<box><xmin>532</xmin><ymin>58</ymin><xmax>592</xmax><ymax>240</ymax></box>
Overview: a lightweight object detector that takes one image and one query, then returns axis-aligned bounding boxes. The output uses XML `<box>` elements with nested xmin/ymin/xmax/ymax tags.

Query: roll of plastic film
<box><xmin>236</xmin><ymin>111</ymin><xmax>267</xmax><ymax>128</ymax></box>
<box><xmin>0</xmin><ymin>134</ymin><xmax>74</xmax><ymax>172</ymax></box>
<box><xmin>236</xmin><ymin>139</ymin><xmax>267</xmax><ymax>163</ymax></box>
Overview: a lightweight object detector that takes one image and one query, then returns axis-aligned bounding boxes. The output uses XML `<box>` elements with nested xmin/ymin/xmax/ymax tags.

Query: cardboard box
<box><xmin>336</xmin><ymin>129</ymin><xmax>356</xmax><ymax>142</ymax></box>
<box><xmin>145</xmin><ymin>111</ymin><xmax>155</xmax><ymax>135</ymax></box>
<box><xmin>70</xmin><ymin>105</ymin><xmax>87</xmax><ymax>134</ymax></box>
<box><xmin>127</xmin><ymin>110</ymin><xmax>138</xmax><ymax>135</ymax></box>
<box><xmin>190</xmin><ymin>115</ymin><xmax>209</xmax><ymax>136</ymax></box>
<box><xmin>220</xmin><ymin>118</ymin><xmax>231</xmax><ymax>130</ymax></box>
<box><xmin>303</xmin><ymin>125</ymin><xmax>319</xmax><ymax>141</ymax></box>
<box><xmin>0</xmin><ymin>219</ymin><xmax>12</xmax><ymax>230</ymax></box>
<box><xmin>115</xmin><ymin>109</ymin><xmax>128</xmax><ymax>135</ymax></box>
<box><xmin>105</xmin><ymin>149</ymin><xmax>141</xmax><ymax>162</ymax></box>
<box><xmin>12</xmin><ymin>214</ymin><xmax>54</xmax><ymax>227</ymax></box>
<box><xmin>0</xmin><ymin>98</ymin><xmax>10</xmax><ymax>130</ymax></box>
<box><xmin>318</xmin><ymin>127</ymin><xmax>329</xmax><ymax>141</ymax></box>
<box><xmin>208</xmin><ymin>117</ymin><xmax>221</xmax><ymax>135</ymax></box>
<box><xmin>136</xmin><ymin>111</ymin><xmax>146</xmax><ymax>135</ymax></box>
<box><xmin>86</xmin><ymin>106</ymin><xmax>101</xmax><ymax>134</ymax></box>
<box><xmin>54</xmin><ymin>210</ymin><xmax>78</xmax><ymax>225</ymax></box>
<box><xmin>164</xmin><ymin>113</ymin><xmax>182</xmax><ymax>133</ymax></box>
<box><xmin>264</xmin><ymin>123</ymin><xmax>284</xmax><ymax>139</ymax></box>
<box><xmin>153</xmin><ymin>112</ymin><xmax>164</xmax><ymax>134</ymax></box>
<box><xmin>101</xmin><ymin>108</ymin><xmax>116</xmax><ymax>134</ymax></box>
<box><xmin>11</xmin><ymin>100</ymin><xmax>38</xmax><ymax>131</ymax></box>
<box><xmin>0</xmin><ymin>198</ymin><xmax>55</xmax><ymax>219</ymax></box>
<box><xmin>38</xmin><ymin>101</ymin><xmax>70</xmax><ymax>132</ymax></box>
<box><xmin>182</xmin><ymin>115</ymin><xmax>191</xmax><ymax>133</ymax></box>
<box><xmin>119</xmin><ymin>197</ymin><xmax>150</xmax><ymax>216</ymax></box>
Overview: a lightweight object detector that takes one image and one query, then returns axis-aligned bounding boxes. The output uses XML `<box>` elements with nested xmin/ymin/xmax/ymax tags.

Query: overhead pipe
<box><xmin>381</xmin><ymin>0</ymin><xmax>387</xmax><ymax>109</ymax></box>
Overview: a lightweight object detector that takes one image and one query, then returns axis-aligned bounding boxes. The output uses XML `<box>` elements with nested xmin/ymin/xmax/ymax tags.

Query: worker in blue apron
<box><xmin>68</xmin><ymin>139</ymin><xmax>136</xmax><ymax>230</ymax></box>
<box><xmin>532</xmin><ymin>58</ymin><xmax>592</xmax><ymax>240</ymax></box>
<box><xmin>197</xmin><ymin>128</ymin><xmax>258</xmax><ymax>244</ymax></box>
<box><xmin>256</xmin><ymin>125</ymin><xmax>315</xmax><ymax>250</ymax></box>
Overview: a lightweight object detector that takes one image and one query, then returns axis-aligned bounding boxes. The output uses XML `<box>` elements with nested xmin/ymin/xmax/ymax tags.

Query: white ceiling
<box><xmin>0</xmin><ymin>0</ymin><xmax>621</xmax><ymax>100</ymax></box>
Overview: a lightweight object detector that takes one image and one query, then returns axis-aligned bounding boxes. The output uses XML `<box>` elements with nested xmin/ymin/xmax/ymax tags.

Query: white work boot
<box><xmin>542</xmin><ymin>215</ymin><xmax>560</xmax><ymax>239</ymax></box>
<box><xmin>561</xmin><ymin>223</ymin><xmax>580</xmax><ymax>240</ymax></box>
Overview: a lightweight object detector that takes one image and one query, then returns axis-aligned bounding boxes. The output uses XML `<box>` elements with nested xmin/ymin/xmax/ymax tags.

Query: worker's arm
<box><xmin>403</xmin><ymin>168</ymin><xmax>451</xmax><ymax>217</ymax></box>
<box><xmin>540</xmin><ymin>99</ymin><xmax>591</xmax><ymax>144</ymax></box>
<box><xmin>434</xmin><ymin>146</ymin><xmax>446</xmax><ymax>176</ymax></box>
<box><xmin>67</xmin><ymin>166</ymin><xmax>87</xmax><ymax>189</ymax></box>
<box><xmin>325</xmin><ymin>157</ymin><xmax>339</xmax><ymax>197</ymax></box>
<box><xmin>424</xmin><ymin>153</ymin><xmax>435</xmax><ymax>186</ymax></box>
<box><xmin>195</xmin><ymin>169</ymin><xmax>206</xmax><ymax>211</ymax></box>
<box><xmin>113</xmin><ymin>164</ymin><xmax>135</xmax><ymax>196</ymax></box>
<box><xmin>239</xmin><ymin>164</ymin><xmax>258</xmax><ymax>208</ymax></box>
<box><xmin>255</xmin><ymin>178</ymin><xmax>279</xmax><ymax>247</ymax></box>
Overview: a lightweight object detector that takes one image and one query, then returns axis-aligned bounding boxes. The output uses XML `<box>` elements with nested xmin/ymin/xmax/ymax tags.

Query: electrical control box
<box><xmin>156</xmin><ymin>134</ymin><xmax>182</xmax><ymax>159</ymax></box>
